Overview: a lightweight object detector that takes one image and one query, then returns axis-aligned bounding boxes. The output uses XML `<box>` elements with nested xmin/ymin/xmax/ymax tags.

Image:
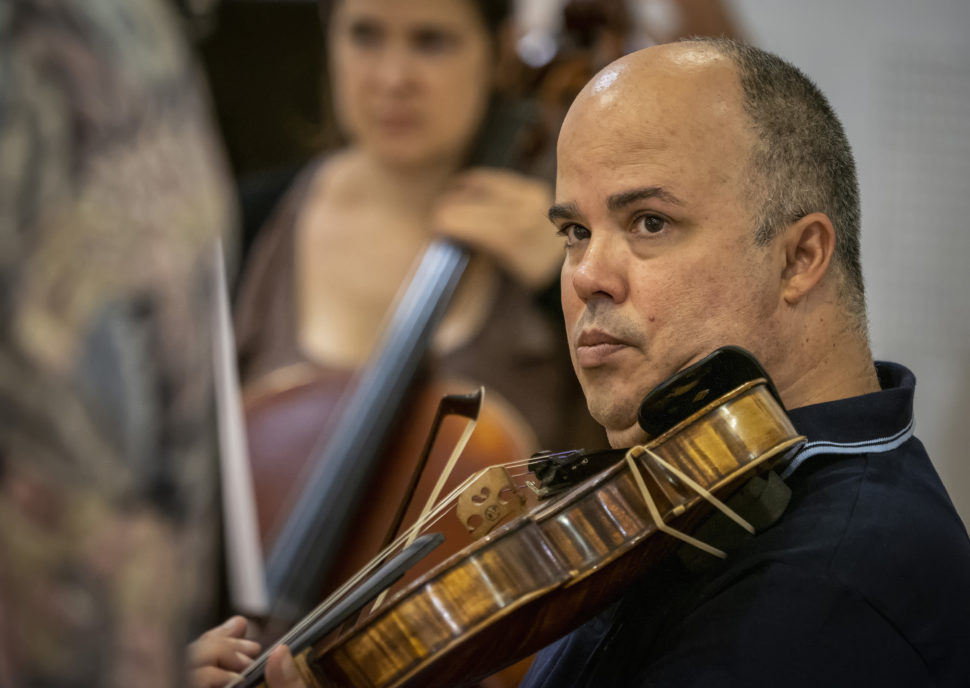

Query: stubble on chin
<box><xmin>582</xmin><ymin>384</ymin><xmax>644</xmax><ymax>449</ymax></box>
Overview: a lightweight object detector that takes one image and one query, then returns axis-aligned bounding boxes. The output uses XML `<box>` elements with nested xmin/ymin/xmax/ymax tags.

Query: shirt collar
<box><xmin>778</xmin><ymin>362</ymin><xmax>916</xmax><ymax>480</ymax></box>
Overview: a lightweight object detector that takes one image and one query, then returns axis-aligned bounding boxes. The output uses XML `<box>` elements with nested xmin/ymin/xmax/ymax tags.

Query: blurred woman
<box><xmin>234</xmin><ymin>0</ymin><xmax>600</xmax><ymax>452</ymax></box>
<box><xmin>192</xmin><ymin>0</ymin><xmax>603</xmax><ymax>686</ymax></box>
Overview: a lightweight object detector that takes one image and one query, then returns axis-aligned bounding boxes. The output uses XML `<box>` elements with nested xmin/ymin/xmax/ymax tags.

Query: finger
<box><xmin>188</xmin><ymin>636</ymin><xmax>261</xmax><ymax>668</ymax></box>
<box><xmin>437</xmin><ymin>187</ymin><xmax>553</xmax><ymax>227</ymax></box>
<box><xmin>433</xmin><ymin>203</ymin><xmax>504</xmax><ymax>235</ymax></box>
<box><xmin>189</xmin><ymin>666</ymin><xmax>242</xmax><ymax>688</ymax></box>
<box><xmin>265</xmin><ymin>645</ymin><xmax>307</xmax><ymax>688</ymax></box>
<box><xmin>446</xmin><ymin>167</ymin><xmax>495</xmax><ymax>191</ymax></box>
<box><xmin>442</xmin><ymin>168</ymin><xmax>525</xmax><ymax>201</ymax></box>
<box><xmin>434</xmin><ymin>206</ymin><xmax>533</xmax><ymax>254</ymax></box>
<box><xmin>222</xmin><ymin>649</ymin><xmax>260</xmax><ymax>672</ymax></box>
<box><xmin>436</xmin><ymin>183</ymin><xmax>493</xmax><ymax>208</ymax></box>
<box><xmin>452</xmin><ymin>166</ymin><xmax>520</xmax><ymax>187</ymax></box>
<box><xmin>201</xmin><ymin>616</ymin><xmax>249</xmax><ymax>640</ymax></box>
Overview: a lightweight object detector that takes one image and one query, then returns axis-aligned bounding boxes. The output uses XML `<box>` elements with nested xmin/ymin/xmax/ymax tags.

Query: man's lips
<box><xmin>575</xmin><ymin>329</ymin><xmax>630</xmax><ymax>367</ymax></box>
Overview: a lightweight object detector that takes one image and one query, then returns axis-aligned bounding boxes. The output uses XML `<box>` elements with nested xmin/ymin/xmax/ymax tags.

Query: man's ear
<box><xmin>780</xmin><ymin>212</ymin><xmax>836</xmax><ymax>304</ymax></box>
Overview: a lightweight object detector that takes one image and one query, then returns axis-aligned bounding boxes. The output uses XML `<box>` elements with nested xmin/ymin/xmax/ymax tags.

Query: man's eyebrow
<box><xmin>548</xmin><ymin>202</ymin><xmax>580</xmax><ymax>223</ymax></box>
<box><xmin>607</xmin><ymin>187</ymin><xmax>684</xmax><ymax>210</ymax></box>
<box><xmin>548</xmin><ymin>188</ymin><xmax>684</xmax><ymax>223</ymax></box>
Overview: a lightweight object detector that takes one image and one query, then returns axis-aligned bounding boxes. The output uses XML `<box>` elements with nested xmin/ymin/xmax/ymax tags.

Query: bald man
<box><xmin>191</xmin><ymin>38</ymin><xmax>970</xmax><ymax>688</ymax></box>
<box><xmin>522</xmin><ymin>38</ymin><xmax>970</xmax><ymax>687</ymax></box>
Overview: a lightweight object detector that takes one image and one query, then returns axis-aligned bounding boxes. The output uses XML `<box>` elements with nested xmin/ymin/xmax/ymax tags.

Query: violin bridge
<box><xmin>456</xmin><ymin>466</ymin><xmax>526</xmax><ymax>540</ymax></box>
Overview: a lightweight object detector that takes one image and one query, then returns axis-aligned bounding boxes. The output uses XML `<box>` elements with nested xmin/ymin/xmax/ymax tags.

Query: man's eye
<box><xmin>636</xmin><ymin>214</ymin><xmax>667</xmax><ymax>234</ymax></box>
<box><xmin>557</xmin><ymin>224</ymin><xmax>590</xmax><ymax>247</ymax></box>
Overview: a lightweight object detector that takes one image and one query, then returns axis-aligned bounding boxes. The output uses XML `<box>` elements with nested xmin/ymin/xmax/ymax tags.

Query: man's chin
<box><xmin>588</xmin><ymin>400</ymin><xmax>647</xmax><ymax>449</ymax></box>
<box><xmin>584</xmin><ymin>387</ymin><xmax>644</xmax><ymax>445</ymax></box>
<box><xmin>605</xmin><ymin>423</ymin><xmax>649</xmax><ymax>449</ymax></box>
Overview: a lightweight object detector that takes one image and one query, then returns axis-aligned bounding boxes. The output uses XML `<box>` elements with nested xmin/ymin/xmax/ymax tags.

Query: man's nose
<box><xmin>568</xmin><ymin>234</ymin><xmax>628</xmax><ymax>304</ymax></box>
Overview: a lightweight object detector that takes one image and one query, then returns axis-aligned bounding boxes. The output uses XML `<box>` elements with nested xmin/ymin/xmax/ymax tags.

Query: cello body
<box><xmin>245</xmin><ymin>368</ymin><xmax>538</xmax><ymax>598</ymax></box>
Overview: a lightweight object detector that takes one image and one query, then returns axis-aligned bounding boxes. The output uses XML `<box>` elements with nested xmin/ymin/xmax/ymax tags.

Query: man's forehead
<box><xmin>555</xmin><ymin>59</ymin><xmax>751</xmax><ymax>208</ymax></box>
<box><xmin>561</xmin><ymin>44</ymin><xmax>743</xmax><ymax>142</ymax></box>
<box><xmin>558</xmin><ymin>128</ymin><xmax>670</xmax><ymax>169</ymax></box>
<box><xmin>555</xmin><ymin>127</ymin><xmax>674</xmax><ymax>199</ymax></box>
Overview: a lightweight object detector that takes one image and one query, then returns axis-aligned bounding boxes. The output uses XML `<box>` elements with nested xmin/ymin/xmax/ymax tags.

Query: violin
<box><xmin>232</xmin><ymin>346</ymin><xmax>805</xmax><ymax>687</ymax></box>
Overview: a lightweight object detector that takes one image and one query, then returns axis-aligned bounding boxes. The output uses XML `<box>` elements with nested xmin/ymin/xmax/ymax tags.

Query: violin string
<box><xmin>314</xmin><ymin>460</ymin><xmax>523</xmax><ymax>616</ymax></box>
<box><xmin>389</xmin><ymin>460</ymin><xmax>541</xmax><ymax>540</ymax></box>
<box><xmin>237</xmin><ymin>459</ymin><xmax>538</xmax><ymax>680</ymax></box>
<box><xmin>342</xmin><ymin>452</ymin><xmax>563</xmax><ymax>616</ymax></box>
<box><xmin>255</xmin><ymin>471</ymin><xmax>482</xmax><ymax>661</ymax></box>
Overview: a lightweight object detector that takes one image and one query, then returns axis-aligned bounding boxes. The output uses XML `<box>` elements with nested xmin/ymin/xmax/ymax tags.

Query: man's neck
<box><xmin>773</xmin><ymin>319</ymin><xmax>882</xmax><ymax>410</ymax></box>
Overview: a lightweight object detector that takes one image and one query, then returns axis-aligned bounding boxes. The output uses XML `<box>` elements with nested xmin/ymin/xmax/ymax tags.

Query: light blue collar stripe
<box><xmin>780</xmin><ymin>416</ymin><xmax>915</xmax><ymax>480</ymax></box>
<box><xmin>791</xmin><ymin>418</ymin><xmax>913</xmax><ymax>451</ymax></box>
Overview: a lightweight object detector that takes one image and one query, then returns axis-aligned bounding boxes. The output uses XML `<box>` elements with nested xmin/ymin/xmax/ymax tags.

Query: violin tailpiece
<box><xmin>624</xmin><ymin>445</ymin><xmax>756</xmax><ymax>560</ymax></box>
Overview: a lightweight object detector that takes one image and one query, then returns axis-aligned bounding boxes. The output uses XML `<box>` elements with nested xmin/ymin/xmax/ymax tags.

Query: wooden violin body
<box><xmin>296</xmin><ymin>369</ymin><xmax>803</xmax><ymax>688</ymax></box>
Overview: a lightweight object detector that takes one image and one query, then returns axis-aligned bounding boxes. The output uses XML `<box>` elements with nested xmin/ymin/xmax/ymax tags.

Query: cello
<box><xmin>232</xmin><ymin>346</ymin><xmax>805</xmax><ymax>687</ymax></box>
<box><xmin>240</xmin><ymin>98</ymin><xmax>561</xmax><ymax>632</ymax></box>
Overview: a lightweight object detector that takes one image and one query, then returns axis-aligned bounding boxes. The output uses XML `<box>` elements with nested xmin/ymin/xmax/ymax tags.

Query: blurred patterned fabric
<box><xmin>0</xmin><ymin>0</ymin><xmax>235</xmax><ymax>685</ymax></box>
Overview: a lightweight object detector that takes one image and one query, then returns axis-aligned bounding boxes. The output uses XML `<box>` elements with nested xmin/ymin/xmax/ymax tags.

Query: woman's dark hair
<box><xmin>473</xmin><ymin>0</ymin><xmax>512</xmax><ymax>37</ymax></box>
<box><xmin>471</xmin><ymin>0</ymin><xmax>512</xmax><ymax>38</ymax></box>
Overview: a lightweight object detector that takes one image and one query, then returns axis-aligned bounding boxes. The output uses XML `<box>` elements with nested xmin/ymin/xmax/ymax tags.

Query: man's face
<box><xmin>553</xmin><ymin>49</ymin><xmax>787</xmax><ymax>448</ymax></box>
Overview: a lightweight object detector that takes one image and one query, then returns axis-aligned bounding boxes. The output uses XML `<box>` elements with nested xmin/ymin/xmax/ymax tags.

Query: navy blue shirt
<box><xmin>521</xmin><ymin>363</ymin><xmax>970</xmax><ymax>687</ymax></box>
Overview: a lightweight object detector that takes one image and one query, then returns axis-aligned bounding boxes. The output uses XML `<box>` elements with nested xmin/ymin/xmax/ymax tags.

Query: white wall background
<box><xmin>728</xmin><ymin>0</ymin><xmax>970</xmax><ymax>524</ymax></box>
<box><xmin>519</xmin><ymin>0</ymin><xmax>970</xmax><ymax>524</ymax></box>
